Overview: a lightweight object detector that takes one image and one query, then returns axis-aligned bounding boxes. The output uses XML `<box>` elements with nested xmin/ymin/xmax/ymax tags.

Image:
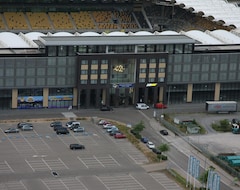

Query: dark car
<box><xmin>160</xmin><ymin>129</ymin><xmax>169</xmax><ymax>136</ymax></box>
<box><xmin>152</xmin><ymin>148</ymin><xmax>162</xmax><ymax>155</ymax></box>
<box><xmin>141</xmin><ymin>137</ymin><xmax>149</xmax><ymax>143</ymax></box>
<box><xmin>53</xmin><ymin>124</ymin><xmax>63</xmax><ymax>131</ymax></box>
<box><xmin>4</xmin><ymin>128</ymin><xmax>19</xmax><ymax>133</ymax></box>
<box><xmin>56</xmin><ymin>127</ymin><xmax>69</xmax><ymax>135</ymax></box>
<box><xmin>100</xmin><ymin>105</ymin><xmax>113</xmax><ymax>111</ymax></box>
<box><xmin>17</xmin><ymin>122</ymin><xmax>33</xmax><ymax>129</ymax></box>
<box><xmin>70</xmin><ymin>144</ymin><xmax>85</xmax><ymax>150</ymax></box>
<box><xmin>50</xmin><ymin>121</ymin><xmax>62</xmax><ymax>127</ymax></box>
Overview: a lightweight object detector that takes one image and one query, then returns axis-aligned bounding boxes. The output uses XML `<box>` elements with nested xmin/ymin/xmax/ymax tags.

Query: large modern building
<box><xmin>0</xmin><ymin>0</ymin><xmax>240</xmax><ymax>110</ymax></box>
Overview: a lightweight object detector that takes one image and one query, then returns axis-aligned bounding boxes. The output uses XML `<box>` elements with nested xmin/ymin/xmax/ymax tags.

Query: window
<box><xmin>139</xmin><ymin>78</ymin><xmax>145</xmax><ymax>83</ymax></box>
<box><xmin>140</xmin><ymin>68</ymin><xmax>146</xmax><ymax>73</ymax></box>
<box><xmin>159</xmin><ymin>58</ymin><xmax>166</xmax><ymax>63</ymax></box>
<box><xmin>100</xmin><ymin>79</ymin><xmax>107</xmax><ymax>84</ymax></box>
<box><xmin>211</xmin><ymin>63</ymin><xmax>218</xmax><ymax>71</ymax></box>
<box><xmin>81</xmin><ymin>60</ymin><xmax>88</xmax><ymax>65</ymax></box>
<box><xmin>16</xmin><ymin>68</ymin><xmax>25</xmax><ymax>76</ymax></box>
<box><xmin>80</xmin><ymin>80</ymin><xmax>87</xmax><ymax>84</ymax></box>
<box><xmin>101</xmin><ymin>60</ymin><xmax>108</xmax><ymax>64</ymax></box>
<box><xmin>92</xmin><ymin>60</ymin><xmax>98</xmax><ymax>65</ymax></box>
<box><xmin>140</xmin><ymin>59</ymin><xmax>146</xmax><ymax>64</ymax></box>
<box><xmin>37</xmin><ymin>68</ymin><xmax>45</xmax><ymax>76</ymax></box>
<box><xmin>48</xmin><ymin>46</ymin><xmax>57</xmax><ymax>56</ymax></box>
<box><xmin>158</xmin><ymin>78</ymin><xmax>164</xmax><ymax>82</ymax></box>
<box><xmin>149</xmin><ymin>78</ymin><xmax>155</xmax><ymax>82</ymax></box>
<box><xmin>149</xmin><ymin>68</ymin><xmax>155</xmax><ymax>73</ymax></box>
<box><xmin>27</xmin><ymin>68</ymin><xmax>35</xmax><ymax>76</ymax></box>
<box><xmin>91</xmin><ymin>70</ymin><xmax>98</xmax><ymax>74</ymax></box>
<box><xmin>184</xmin><ymin>44</ymin><xmax>193</xmax><ymax>53</ymax></box>
<box><xmin>210</xmin><ymin>73</ymin><xmax>217</xmax><ymax>81</ymax></box>
<box><xmin>175</xmin><ymin>44</ymin><xmax>183</xmax><ymax>54</ymax></box>
<box><xmin>183</xmin><ymin>65</ymin><xmax>190</xmax><ymax>72</ymax></box>
<box><xmin>201</xmin><ymin>64</ymin><xmax>209</xmax><ymax>72</ymax></box>
<box><xmin>90</xmin><ymin>79</ymin><xmax>97</xmax><ymax>84</ymax></box>
<box><xmin>156</xmin><ymin>44</ymin><xmax>165</xmax><ymax>52</ymax></box>
<box><xmin>158</xmin><ymin>68</ymin><xmax>165</xmax><ymax>73</ymax></box>
<box><xmin>101</xmin><ymin>69</ymin><xmax>108</xmax><ymax>74</ymax></box>
<box><xmin>150</xmin><ymin>58</ymin><xmax>156</xmax><ymax>63</ymax></box>
<box><xmin>81</xmin><ymin>70</ymin><xmax>88</xmax><ymax>75</ymax></box>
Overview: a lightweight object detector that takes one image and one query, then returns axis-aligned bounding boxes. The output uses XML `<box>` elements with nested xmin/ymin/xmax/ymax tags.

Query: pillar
<box><xmin>73</xmin><ymin>88</ymin><xmax>77</xmax><ymax>107</ymax></box>
<box><xmin>43</xmin><ymin>88</ymin><xmax>49</xmax><ymax>108</ymax></box>
<box><xmin>158</xmin><ymin>86</ymin><xmax>164</xmax><ymax>103</ymax></box>
<box><xmin>11</xmin><ymin>89</ymin><xmax>18</xmax><ymax>109</ymax></box>
<box><xmin>186</xmin><ymin>84</ymin><xmax>193</xmax><ymax>103</ymax></box>
<box><xmin>214</xmin><ymin>83</ymin><xmax>220</xmax><ymax>101</ymax></box>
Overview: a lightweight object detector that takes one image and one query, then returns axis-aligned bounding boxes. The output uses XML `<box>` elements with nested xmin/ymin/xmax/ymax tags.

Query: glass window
<box><xmin>158</xmin><ymin>68</ymin><xmax>165</xmax><ymax>73</ymax></box>
<box><xmin>201</xmin><ymin>73</ymin><xmax>209</xmax><ymax>81</ymax></box>
<box><xmin>57</xmin><ymin>77</ymin><xmax>65</xmax><ymax>85</ymax></box>
<box><xmin>165</xmin><ymin>44</ymin><xmax>174</xmax><ymax>53</ymax></box>
<box><xmin>47</xmin><ymin>68</ymin><xmax>56</xmax><ymax>75</ymax></box>
<box><xmin>100</xmin><ymin>79</ymin><xmax>107</xmax><ymax>84</ymax></box>
<box><xmin>229</xmin><ymin>53</ymin><xmax>238</xmax><ymax>63</ymax></box>
<box><xmin>81</xmin><ymin>70</ymin><xmax>88</xmax><ymax>74</ymax></box>
<box><xmin>146</xmin><ymin>45</ymin><xmax>154</xmax><ymax>52</ymax></box>
<box><xmin>182</xmin><ymin>74</ymin><xmax>189</xmax><ymax>81</ymax></box>
<box><xmin>220</xmin><ymin>54</ymin><xmax>228</xmax><ymax>64</ymax></box>
<box><xmin>156</xmin><ymin>44</ymin><xmax>165</xmax><ymax>52</ymax></box>
<box><xmin>47</xmin><ymin>77</ymin><xmax>55</xmax><ymax>85</ymax></box>
<box><xmin>173</xmin><ymin>64</ymin><xmax>181</xmax><ymax>72</ymax></box>
<box><xmin>58</xmin><ymin>46</ymin><xmax>67</xmax><ymax>56</ymax></box>
<box><xmin>48</xmin><ymin>46</ymin><xmax>57</xmax><ymax>56</ymax></box>
<box><xmin>159</xmin><ymin>58</ymin><xmax>166</xmax><ymax>63</ymax></box>
<box><xmin>149</xmin><ymin>78</ymin><xmax>155</xmax><ymax>82</ymax></box>
<box><xmin>140</xmin><ymin>59</ymin><xmax>146</xmax><ymax>64</ymax></box>
<box><xmin>175</xmin><ymin>44</ymin><xmax>183</xmax><ymax>54</ymax></box>
<box><xmin>150</xmin><ymin>58</ymin><xmax>156</xmax><ymax>63</ymax></box>
<box><xmin>203</xmin><ymin>55</ymin><xmax>210</xmax><ymax>63</ymax></box>
<box><xmin>219</xmin><ymin>73</ymin><xmax>227</xmax><ymax>80</ymax></box>
<box><xmin>211</xmin><ymin>63</ymin><xmax>218</xmax><ymax>71</ymax></box>
<box><xmin>91</xmin><ymin>70</ymin><xmax>98</xmax><ymax>74</ymax></box>
<box><xmin>192</xmin><ymin>73</ymin><xmax>199</xmax><ymax>82</ymax></box>
<box><xmin>16</xmin><ymin>78</ymin><xmax>24</xmax><ymax>86</ymax></box>
<box><xmin>210</xmin><ymin>73</ymin><xmax>217</xmax><ymax>81</ymax></box>
<box><xmin>81</xmin><ymin>60</ymin><xmax>88</xmax><ymax>65</ymax></box>
<box><xmin>140</xmin><ymin>68</ymin><xmax>146</xmax><ymax>73</ymax></box>
<box><xmin>183</xmin><ymin>64</ymin><xmax>190</xmax><ymax>72</ymax></box>
<box><xmin>183</xmin><ymin>54</ymin><xmax>191</xmax><ymax>63</ymax></box>
<box><xmin>16</xmin><ymin>68</ymin><xmax>25</xmax><ymax>76</ymax></box>
<box><xmin>101</xmin><ymin>60</ymin><xmax>108</xmax><ymax>64</ymax></box>
<box><xmin>201</xmin><ymin>64</ymin><xmax>209</xmax><ymax>72</ymax></box>
<box><xmin>58</xmin><ymin>57</ymin><xmax>66</xmax><ymax>66</ymax></box>
<box><xmin>26</xmin><ymin>78</ymin><xmax>35</xmax><ymax>86</ymax></box>
<box><xmin>80</xmin><ymin>80</ymin><xmax>87</xmax><ymax>84</ymax></box>
<box><xmin>78</xmin><ymin>45</ymin><xmax>87</xmax><ymax>53</ymax></box>
<box><xmin>48</xmin><ymin>57</ymin><xmax>56</xmax><ymax>66</ymax></box>
<box><xmin>5</xmin><ymin>78</ymin><xmax>14</xmax><ymax>86</ymax></box>
<box><xmin>158</xmin><ymin>78</ymin><xmax>164</xmax><ymax>82</ymax></box>
<box><xmin>229</xmin><ymin>63</ymin><xmax>237</xmax><ymax>71</ymax></box>
<box><xmin>137</xmin><ymin>45</ymin><xmax>145</xmax><ymax>52</ymax></box>
<box><xmin>57</xmin><ymin>67</ymin><xmax>66</xmax><ymax>75</ymax></box>
<box><xmin>27</xmin><ymin>68</ymin><xmax>35</xmax><ymax>76</ymax></box>
<box><xmin>149</xmin><ymin>68</ymin><xmax>155</xmax><ymax>73</ymax></box>
<box><xmin>68</xmin><ymin>46</ymin><xmax>76</xmax><ymax>56</ymax></box>
<box><xmin>174</xmin><ymin>55</ymin><xmax>182</xmax><ymax>63</ymax></box>
<box><xmin>37</xmin><ymin>78</ymin><xmax>45</xmax><ymax>86</ymax></box>
<box><xmin>37</xmin><ymin>68</ymin><xmax>45</xmax><ymax>76</ymax></box>
<box><xmin>220</xmin><ymin>63</ymin><xmax>227</xmax><ymax>71</ymax></box>
<box><xmin>92</xmin><ymin>60</ymin><xmax>98</xmax><ymax>65</ymax></box>
<box><xmin>90</xmin><ymin>79</ymin><xmax>97</xmax><ymax>84</ymax></box>
<box><xmin>6</xmin><ymin>68</ymin><xmax>14</xmax><ymax>77</ymax></box>
<box><xmin>139</xmin><ymin>78</ymin><xmax>145</xmax><ymax>83</ymax></box>
<box><xmin>229</xmin><ymin>72</ymin><xmax>236</xmax><ymax>80</ymax></box>
<box><xmin>184</xmin><ymin>44</ymin><xmax>193</xmax><ymax>53</ymax></box>
<box><xmin>101</xmin><ymin>69</ymin><xmax>108</xmax><ymax>74</ymax></box>
<box><xmin>173</xmin><ymin>74</ymin><xmax>181</xmax><ymax>82</ymax></box>
<box><xmin>192</xmin><ymin>64</ymin><xmax>200</xmax><ymax>72</ymax></box>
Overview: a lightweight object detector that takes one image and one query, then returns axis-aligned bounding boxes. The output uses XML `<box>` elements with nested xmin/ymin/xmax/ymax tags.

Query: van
<box><xmin>21</xmin><ymin>125</ymin><xmax>33</xmax><ymax>131</ymax></box>
<box><xmin>136</xmin><ymin>103</ymin><xmax>149</xmax><ymax>110</ymax></box>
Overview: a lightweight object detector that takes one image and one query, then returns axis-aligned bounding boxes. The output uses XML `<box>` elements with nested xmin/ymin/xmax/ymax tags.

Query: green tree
<box><xmin>158</xmin><ymin>143</ymin><xmax>170</xmax><ymax>160</ymax></box>
<box><xmin>133</xmin><ymin>121</ymin><xmax>145</xmax><ymax>132</ymax></box>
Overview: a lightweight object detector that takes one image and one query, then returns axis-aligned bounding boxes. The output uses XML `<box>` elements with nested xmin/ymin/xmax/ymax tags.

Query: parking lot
<box><xmin>0</xmin><ymin>115</ymin><xmax>183</xmax><ymax>190</ymax></box>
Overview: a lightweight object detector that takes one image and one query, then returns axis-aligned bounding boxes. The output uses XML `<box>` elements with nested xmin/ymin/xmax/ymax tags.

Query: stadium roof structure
<box><xmin>0</xmin><ymin>30</ymin><xmax>240</xmax><ymax>49</ymax></box>
<box><xmin>174</xmin><ymin>0</ymin><xmax>240</xmax><ymax>28</ymax></box>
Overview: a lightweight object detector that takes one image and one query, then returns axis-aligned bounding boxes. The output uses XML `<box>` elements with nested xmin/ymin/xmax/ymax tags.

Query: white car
<box><xmin>73</xmin><ymin>127</ymin><xmax>85</xmax><ymax>133</ymax></box>
<box><xmin>103</xmin><ymin>123</ymin><xmax>114</xmax><ymax>129</ymax></box>
<box><xmin>147</xmin><ymin>141</ymin><xmax>155</xmax><ymax>149</ymax></box>
<box><xmin>136</xmin><ymin>103</ymin><xmax>149</xmax><ymax>110</ymax></box>
<box><xmin>66</xmin><ymin>121</ymin><xmax>80</xmax><ymax>129</ymax></box>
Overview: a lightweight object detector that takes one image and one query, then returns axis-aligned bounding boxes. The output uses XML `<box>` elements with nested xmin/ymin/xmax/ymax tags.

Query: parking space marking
<box><xmin>0</xmin><ymin>181</ymin><xmax>27</xmax><ymax>190</ymax></box>
<box><xmin>0</xmin><ymin>161</ymin><xmax>14</xmax><ymax>173</ymax></box>
<box><xmin>77</xmin><ymin>155</ymin><xmax>120</xmax><ymax>169</ymax></box>
<box><xmin>25</xmin><ymin>158</ymin><xmax>69</xmax><ymax>172</ymax></box>
<box><xmin>116</xmin><ymin>141</ymin><xmax>148</xmax><ymax>164</ymax></box>
<box><xmin>150</xmin><ymin>172</ymin><xmax>184</xmax><ymax>190</ymax></box>
<box><xmin>42</xmin><ymin>177</ymin><xmax>88</xmax><ymax>190</ymax></box>
<box><xmin>97</xmin><ymin>173</ymin><xmax>146</xmax><ymax>190</ymax></box>
<box><xmin>62</xmin><ymin>112</ymin><xmax>77</xmax><ymax>118</ymax></box>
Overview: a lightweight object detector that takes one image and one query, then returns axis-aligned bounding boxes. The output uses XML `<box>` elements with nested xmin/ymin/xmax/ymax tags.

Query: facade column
<box><xmin>214</xmin><ymin>82</ymin><xmax>220</xmax><ymax>101</ymax></box>
<box><xmin>11</xmin><ymin>89</ymin><xmax>18</xmax><ymax>109</ymax></box>
<box><xmin>102</xmin><ymin>88</ymin><xmax>106</xmax><ymax>105</ymax></box>
<box><xmin>96</xmin><ymin>88</ymin><xmax>100</xmax><ymax>107</ymax></box>
<box><xmin>86</xmin><ymin>89</ymin><xmax>90</xmax><ymax>108</ymax></box>
<box><xmin>43</xmin><ymin>88</ymin><xmax>49</xmax><ymax>108</ymax></box>
<box><xmin>158</xmin><ymin>86</ymin><xmax>164</xmax><ymax>103</ymax></box>
<box><xmin>144</xmin><ymin>87</ymin><xmax>149</xmax><ymax>104</ymax></box>
<box><xmin>186</xmin><ymin>84</ymin><xmax>193</xmax><ymax>103</ymax></box>
<box><xmin>73</xmin><ymin>88</ymin><xmax>77</xmax><ymax>107</ymax></box>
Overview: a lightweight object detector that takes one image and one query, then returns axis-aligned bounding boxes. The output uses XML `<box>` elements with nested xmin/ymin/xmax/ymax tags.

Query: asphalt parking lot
<box><xmin>0</xmin><ymin>116</ymin><xmax>184</xmax><ymax>190</ymax></box>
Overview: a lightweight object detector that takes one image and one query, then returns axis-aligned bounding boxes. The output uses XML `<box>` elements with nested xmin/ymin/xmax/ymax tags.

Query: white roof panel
<box><xmin>0</xmin><ymin>32</ymin><xmax>30</xmax><ymax>48</ymax></box>
<box><xmin>208</xmin><ymin>29</ymin><xmax>240</xmax><ymax>44</ymax></box>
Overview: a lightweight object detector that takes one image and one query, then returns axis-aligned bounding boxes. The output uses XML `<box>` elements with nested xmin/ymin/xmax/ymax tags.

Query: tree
<box><xmin>158</xmin><ymin>143</ymin><xmax>170</xmax><ymax>160</ymax></box>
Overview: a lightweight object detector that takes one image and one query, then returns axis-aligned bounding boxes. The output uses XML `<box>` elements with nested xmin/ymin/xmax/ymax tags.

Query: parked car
<box><xmin>98</xmin><ymin>120</ymin><xmax>111</xmax><ymax>125</ymax></box>
<box><xmin>152</xmin><ymin>148</ymin><xmax>162</xmax><ymax>155</ymax></box>
<box><xmin>73</xmin><ymin>127</ymin><xmax>85</xmax><ymax>133</ymax></box>
<box><xmin>21</xmin><ymin>125</ymin><xmax>33</xmax><ymax>131</ymax></box>
<box><xmin>17</xmin><ymin>122</ymin><xmax>33</xmax><ymax>129</ymax></box>
<box><xmin>103</xmin><ymin>124</ymin><xmax>115</xmax><ymax>129</ymax></box>
<box><xmin>69</xmin><ymin>123</ymin><xmax>81</xmax><ymax>130</ymax></box>
<box><xmin>100</xmin><ymin>105</ymin><xmax>113</xmax><ymax>111</ymax></box>
<box><xmin>109</xmin><ymin>130</ymin><xmax>120</xmax><ymax>136</ymax></box>
<box><xmin>50</xmin><ymin>121</ymin><xmax>62</xmax><ymax>127</ymax></box>
<box><xmin>107</xmin><ymin>126</ymin><xmax>119</xmax><ymax>133</ymax></box>
<box><xmin>53</xmin><ymin>124</ymin><xmax>63</xmax><ymax>131</ymax></box>
<box><xmin>160</xmin><ymin>129</ymin><xmax>169</xmax><ymax>136</ymax></box>
<box><xmin>69</xmin><ymin>144</ymin><xmax>85</xmax><ymax>150</ymax></box>
<box><xmin>147</xmin><ymin>141</ymin><xmax>155</xmax><ymax>149</ymax></box>
<box><xmin>154</xmin><ymin>103</ymin><xmax>167</xmax><ymax>109</ymax></box>
<box><xmin>141</xmin><ymin>137</ymin><xmax>149</xmax><ymax>143</ymax></box>
<box><xmin>66</xmin><ymin>121</ymin><xmax>80</xmax><ymax>129</ymax></box>
<box><xmin>4</xmin><ymin>128</ymin><xmax>19</xmax><ymax>133</ymax></box>
<box><xmin>136</xmin><ymin>103</ymin><xmax>149</xmax><ymax>110</ymax></box>
<box><xmin>56</xmin><ymin>127</ymin><xmax>69</xmax><ymax>135</ymax></box>
<box><xmin>114</xmin><ymin>133</ymin><xmax>126</xmax><ymax>139</ymax></box>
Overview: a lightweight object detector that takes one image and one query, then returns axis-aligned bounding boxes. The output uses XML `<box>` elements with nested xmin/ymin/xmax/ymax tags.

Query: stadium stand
<box><xmin>48</xmin><ymin>12</ymin><xmax>75</xmax><ymax>30</ymax></box>
<box><xmin>4</xmin><ymin>12</ymin><xmax>28</xmax><ymax>30</ymax></box>
<box><xmin>71</xmin><ymin>11</ymin><xmax>95</xmax><ymax>30</ymax></box>
<box><xmin>26</xmin><ymin>12</ymin><xmax>52</xmax><ymax>30</ymax></box>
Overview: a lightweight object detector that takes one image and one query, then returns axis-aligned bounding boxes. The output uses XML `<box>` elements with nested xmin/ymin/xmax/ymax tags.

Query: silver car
<box><xmin>21</xmin><ymin>125</ymin><xmax>33</xmax><ymax>131</ymax></box>
<box><xmin>4</xmin><ymin>128</ymin><xmax>19</xmax><ymax>133</ymax></box>
<box><xmin>73</xmin><ymin>127</ymin><xmax>85</xmax><ymax>133</ymax></box>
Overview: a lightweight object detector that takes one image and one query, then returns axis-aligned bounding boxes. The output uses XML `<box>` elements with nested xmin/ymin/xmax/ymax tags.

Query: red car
<box><xmin>114</xmin><ymin>133</ymin><xmax>126</xmax><ymax>139</ymax></box>
<box><xmin>155</xmin><ymin>103</ymin><xmax>167</xmax><ymax>109</ymax></box>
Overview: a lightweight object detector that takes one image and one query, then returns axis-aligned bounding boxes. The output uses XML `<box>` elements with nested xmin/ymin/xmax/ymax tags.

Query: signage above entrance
<box><xmin>112</xmin><ymin>83</ymin><xmax>134</xmax><ymax>88</ymax></box>
<box><xmin>146</xmin><ymin>83</ymin><xmax>157</xmax><ymax>87</ymax></box>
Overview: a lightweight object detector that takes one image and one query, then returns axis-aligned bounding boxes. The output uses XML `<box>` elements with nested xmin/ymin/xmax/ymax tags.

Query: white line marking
<box><xmin>129</xmin><ymin>173</ymin><xmax>147</xmax><ymax>190</ymax></box>
<box><xmin>25</xmin><ymin>159</ymin><xmax>35</xmax><ymax>172</ymax></box>
<box><xmin>93</xmin><ymin>155</ymin><xmax>105</xmax><ymax>167</ymax></box>
<box><xmin>42</xmin><ymin>158</ymin><xmax>52</xmax><ymax>170</ymax></box>
<box><xmin>77</xmin><ymin>157</ymin><xmax>89</xmax><ymax>168</ymax></box>
<box><xmin>58</xmin><ymin>158</ymin><xmax>69</xmax><ymax>169</ymax></box>
<box><xmin>4</xmin><ymin>161</ymin><xmax>14</xmax><ymax>173</ymax></box>
<box><xmin>108</xmin><ymin>155</ymin><xmax>121</xmax><ymax>166</ymax></box>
